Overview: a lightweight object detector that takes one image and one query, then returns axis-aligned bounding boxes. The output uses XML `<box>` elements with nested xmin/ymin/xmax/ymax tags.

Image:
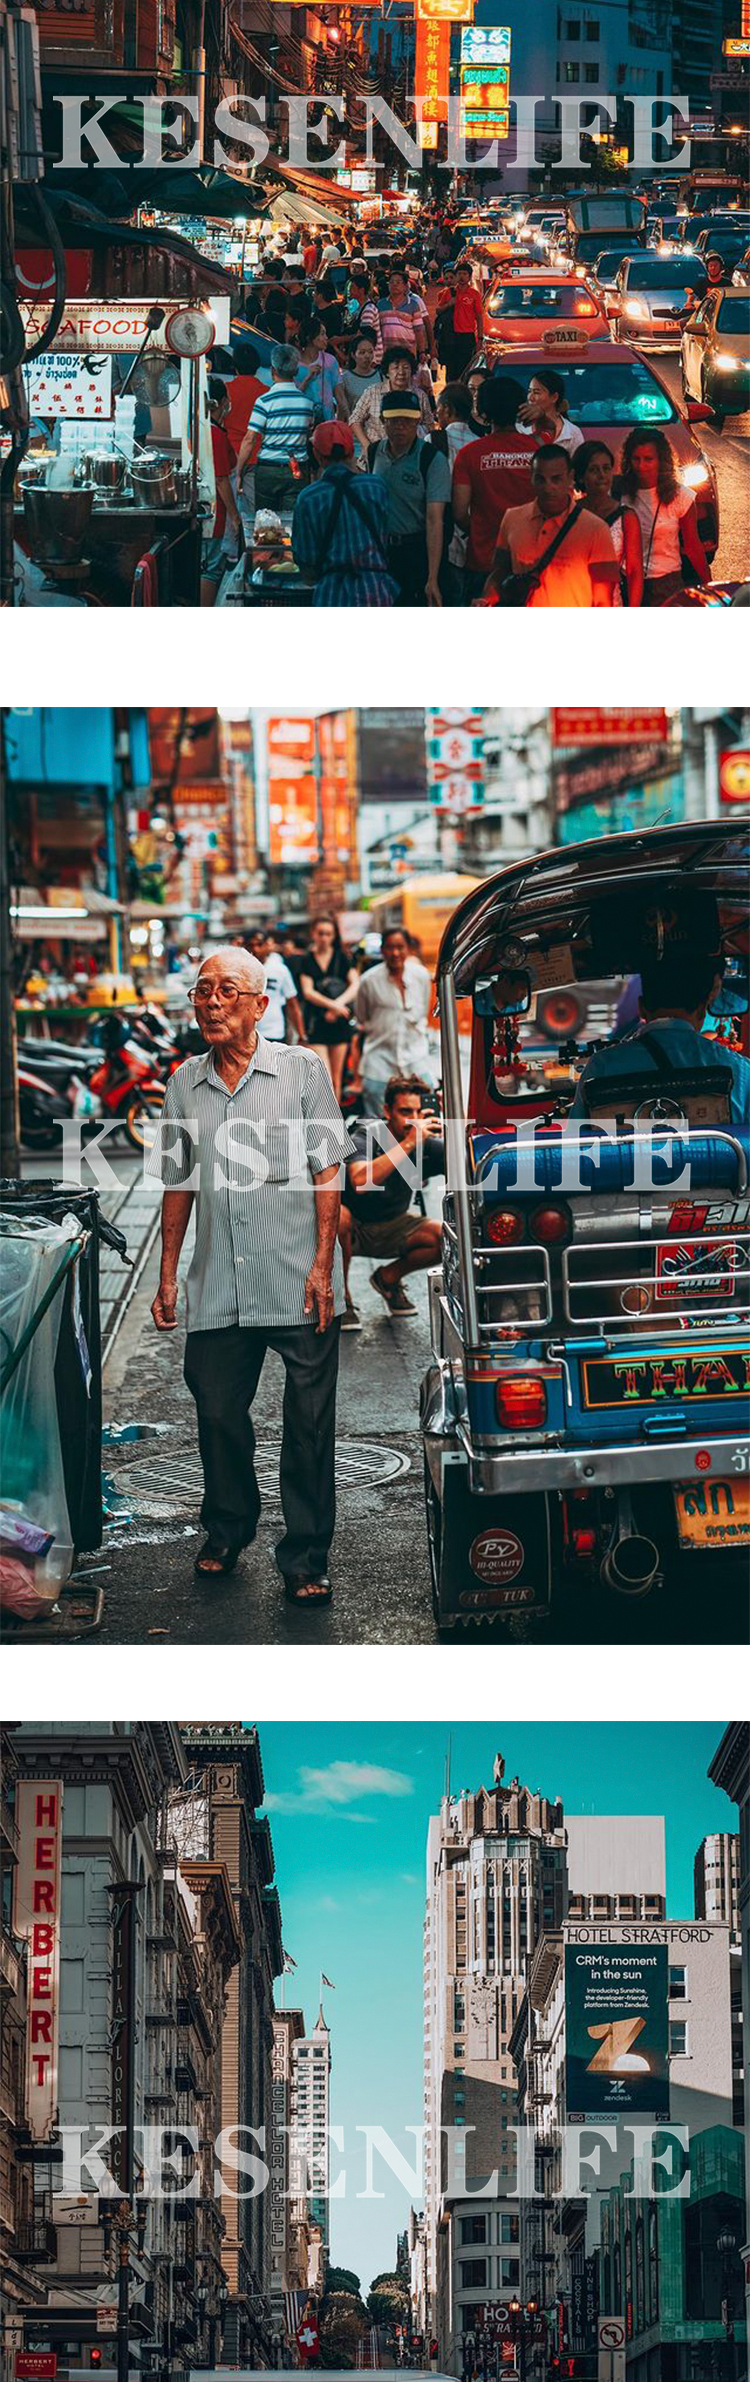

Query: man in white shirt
<box><xmin>354</xmin><ymin>928</ymin><xmax>435</xmax><ymax>1116</ymax></box>
<box><xmin>246</xmin><ymin>929</ymin><xmax>306</xmax><ymax>1044</ymax></box>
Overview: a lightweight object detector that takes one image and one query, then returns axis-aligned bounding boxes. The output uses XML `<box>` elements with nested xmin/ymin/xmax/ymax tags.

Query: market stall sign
<box><xmin>552</xmin><ymin>707</ymin><xmax>669</xmax><ymax>744</ymax></box>
<box><xmin>12</xmin><ymin>1783</ymin><xmax>64</xmax><ymax>2143</ymax></box>
<box><xmin>23</xmin><ymin>352</ymin><xmax>113</xmax><ymax>420</ymax></box>
<box><xmin>19</xmin><ymin>297</ymin><xmax>230</xmax><ymax>353</ymax></box>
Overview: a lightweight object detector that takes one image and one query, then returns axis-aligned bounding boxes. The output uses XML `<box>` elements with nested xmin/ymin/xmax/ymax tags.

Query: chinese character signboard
<box><xmin>24</xmin><ymin>352</ymin><xmax>112</xmax><ymax>419</ymax></box>
<box><xmin>267</xmin><ymin>716</ymin><xmax>320</xmax><ymax>866</ymax></box>
<box><xmin>426</xmin><ymin>709</ymin><xmax>486</xmax><ymax>813</ymax></box>
<box><xmin>552</xmin><ymin>707</ymin><xmax>669</xmax><ymax>744</ymax></box>
<box><xmin>415</xmin><ymin>18</ymin><xmax>452</xmax><ymax>118</ymax></box>
<box><xmin>13</xmin><ymin>1782</ymin><xmax>64</xmax><ymax>2142</ymax></box>
<box><xmin>459</xmin><ymin>26</ymin><xmax>510</xmax><ymax>133</ymax></box>
<box><xmin>416</xmin><ymin>0</ymin><xmax>472</xmax><ymax>21</ymax></box>
<box><xmin>565</xmin><ymin>1943</ymin><xmax>670</xmax><ymax>2118</ymax></box>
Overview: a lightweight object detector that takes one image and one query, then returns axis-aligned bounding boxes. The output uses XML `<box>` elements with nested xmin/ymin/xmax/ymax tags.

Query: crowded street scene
<box><xmin>0</xmin><ymin>1719</ymin><xmax>747</xmax><ymax>2382</ymax></box>
<box><xmin>1</xmin><ymin>701</ymin><xmax>748</xmax><ymax>1645</ymax></box>
<box><xmin>2</xmin><ymin>0</ymin><xmax>749</xmax><ymax>607</ymax></box>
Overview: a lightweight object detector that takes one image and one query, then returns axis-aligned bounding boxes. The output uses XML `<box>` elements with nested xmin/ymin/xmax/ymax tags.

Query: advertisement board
<box><xmin>461</xmin><ymin>24</ymin><xmax>510</xmax><ymax>58</ymax></box>
<box><xmin>12</xmin><ymin>1781</ymin><xmax>64</xmax><ymax>2143</ymax></box>
<box><xmin>565</xmin><ymin>1943</ymin><xmax>669</xmax><ymax>2117</ymax></box>
<box><xmin>552</xmin><ymin>707</ymin><xmax>669</xmax><ymax>744</ymax></box>
<box><xmin>415</xmin><ymin>18</ymin><xmax>452</xmax><ymax>119</ymax></box>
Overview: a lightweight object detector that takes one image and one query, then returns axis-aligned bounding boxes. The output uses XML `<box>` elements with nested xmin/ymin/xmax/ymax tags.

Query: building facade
<box><xmin>708</xmin><ymin>1724</ymin><xmax>750</xmax><ymax>2361</ymax></box>
<box><xmin>423</xmin><ymin>1756</ymin><xmax>567</xmax><ymax>2368</ymax></box>
<box><xmin>694</xmin><ymin>1832</ymin><xmax>741</xmax><ymax>1939</ymax></box>
<box><xmin>291</xmin><ymin>2009</ymin><xmax>332</xmax><ymax>2259</ymax></box>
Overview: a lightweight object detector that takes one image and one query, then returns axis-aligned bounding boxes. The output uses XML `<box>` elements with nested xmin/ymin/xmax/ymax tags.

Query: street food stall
<box><xmin>12</xmin><ymin>291</ymin><xmax>231</xmax><ymax>603</ymax></box>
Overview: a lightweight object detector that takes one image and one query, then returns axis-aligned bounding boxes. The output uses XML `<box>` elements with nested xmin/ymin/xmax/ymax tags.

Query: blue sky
<box><xmin>257</xmin><ymin>1723</ymin><xmax>732</xmax><ymax>2295</ymax></box>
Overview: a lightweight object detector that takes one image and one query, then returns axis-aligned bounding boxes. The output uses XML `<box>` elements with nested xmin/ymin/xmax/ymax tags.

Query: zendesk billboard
<box><xmin>565</xmin><ymin>1944</ymin><xmax>670</xmax><ymax>2118</ymax></box>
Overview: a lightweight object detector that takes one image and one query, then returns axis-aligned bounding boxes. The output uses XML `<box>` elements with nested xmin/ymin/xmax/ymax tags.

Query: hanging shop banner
<box><xmin>564</xmin><ymin>1943</ymin><xmax>670</xmax><ymax>2119</ymax></box>
<box><xmin>415</xmin><ymin>18</ymin><xmax>452</xmax><ymax>118</ymax></box>
<box><xmin>416</xmin><ymin>0</ymin><xmax>472</xmax><ymax>20</ymax></box>
<box><xmin>110</xmin><ymin>1882</ymin><xmax>139</xmax><ymax>2197</ymax></box>
<box><xmin>552</xmin><ymin>707</ymin><xmax>669</xmax><ymax>745</ymax></box>
<box><xmin>267</xmin><ymin>716</ymin><xmax>316</xmax><ymax>768</ymax></box>
<box><xmin>720</xmin><ymin>748</ymin><xmax>750</xmax><ymax>804</ymax></box>
<box><xmin>13</xmin><ymin>1781</ymin><xmax>64</xmax><ymax>2143</ymax></box>
<box><xmin>23</xmin><ymin>352</ymin><xmax>113</xmax><ymax>420</ymax></box>
<box><xmin>318</xmin><ymin>711</ymin><xmax>356</xmax><ymax>869</ymax></box>
<box><xmin>426</xmin><ymin>709</ymin><xmax>486</xmax><ymax>811</ymax></box>
<box><xmin>19</xmin><ymin>298</ymin><xmax>230</xmax><ymax>352</ymax></box>
<box><xmin>269</xmin><ymin>776</ymin><xmax>319</xmax><ymax>867</ymax></box>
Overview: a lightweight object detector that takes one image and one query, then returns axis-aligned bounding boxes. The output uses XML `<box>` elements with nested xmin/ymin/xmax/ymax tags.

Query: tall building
<box><xmin>271</xmin><ymin>2008</ymin><xmax>312</xmax><ymax>2329</ymax></box>
<box><xmin>566</xmin><ymin>1813</ymin><xmax>667</xmax><ymax>1922</ymax></box>
<box><xmin>423</xmin><ymin>1755</ymin><xmax>567</xmax><ymax>2368</ymax></box>
<box><xmin>174</xmin><ymin>1725</ymin><xmax>284</xmax><ymax>2367</ymax></box>
<box><xmin>292</xmin><ymin>2007</ymin><xmax>332</xmax><ymax>2257</ymax></box>
<box><xmin>708</xmin><ymin>1723</ymin><xmax>750</xmax><ymax>2359</ymax></box>
<box><xmin>694</xmin><ymin>1832</ymin><xmax>741</xmax><ymax>1939</ymax></box>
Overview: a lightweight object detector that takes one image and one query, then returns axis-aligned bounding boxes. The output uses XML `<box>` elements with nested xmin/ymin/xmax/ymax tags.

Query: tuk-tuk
<box><xmin>420</xmin><ymin>821</ymin><xmax>749</xmax><ymax>1635</ymax></box>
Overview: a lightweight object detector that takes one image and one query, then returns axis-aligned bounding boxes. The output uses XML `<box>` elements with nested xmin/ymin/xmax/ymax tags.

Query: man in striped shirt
<box><xmin>150</xmin><ymin>946</ymin><xmax>353</xmax><ymax>1606</ymax></box>
<box><xmin>377</xmin><ymin>268</ymin><xmax>430</xmax><ymax>361</ymax></box>
<box><xmin>237</xmin><ymin>344</ymin><xmax>314</xmax><ymax>517</ymax></box>
<box><xmin>291</xmin><ymin>420</ymin><xmax>396</xmax><ymax>606</ymax></box>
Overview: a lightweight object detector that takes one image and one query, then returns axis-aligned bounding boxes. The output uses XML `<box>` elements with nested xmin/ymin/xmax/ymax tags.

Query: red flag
<box><xmin>296</xmin><ymin>2317</ymin><xmax>319</xmax><ymax>2364</ymax></box>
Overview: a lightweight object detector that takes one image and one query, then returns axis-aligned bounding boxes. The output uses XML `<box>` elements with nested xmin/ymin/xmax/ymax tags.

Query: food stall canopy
<box><xmin>11</xmin><ymin>887</ymin><xmax>125</xmax><ymax>940</ymax></box>
<box><xmin>266</xmin><ymin>189</ymin><xmax>347</xmax><ymax>228</ymax></box>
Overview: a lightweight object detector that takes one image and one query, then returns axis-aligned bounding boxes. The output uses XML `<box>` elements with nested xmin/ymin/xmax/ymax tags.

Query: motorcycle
<box><xmin>18</xmin><ymin>1059</ymin><xmax>100</xmax><ymax>1151</ymax></box>
<box><xmin>19</xmin><ymin>1014</ymin><xmax>166</xmax><ymax>1151</ymax></box>
<box><xmin>420</xmin><ymin>819</ymin><xmax>749</xmax><ymax>1640</ymax></box>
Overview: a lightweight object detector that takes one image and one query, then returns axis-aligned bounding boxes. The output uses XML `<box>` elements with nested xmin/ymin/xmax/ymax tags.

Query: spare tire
<box><xmin>537</xmin><ymin>987</ymin><xmax>584</xmax><ymax>1037</ymax></box>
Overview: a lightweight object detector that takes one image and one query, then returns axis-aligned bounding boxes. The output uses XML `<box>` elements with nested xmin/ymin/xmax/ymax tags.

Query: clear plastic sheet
<box><xmin>0</xmin><ymin>1211</ymin><xmax>81</xmax><ymax>1604</ymax></box>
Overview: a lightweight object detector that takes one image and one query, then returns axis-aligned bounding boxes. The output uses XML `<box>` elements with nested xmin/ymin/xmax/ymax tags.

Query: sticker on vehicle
<box><xmin>469</xmin><ymin>1528</ymin><xmax>525</xmax><ymax>1584</ymax></box>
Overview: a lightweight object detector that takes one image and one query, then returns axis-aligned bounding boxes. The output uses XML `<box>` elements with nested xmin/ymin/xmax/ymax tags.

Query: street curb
<box><xmin>101</xmin><ymin>1205</ymin><xmax>161</xmax><ymax>1371</ymax></box>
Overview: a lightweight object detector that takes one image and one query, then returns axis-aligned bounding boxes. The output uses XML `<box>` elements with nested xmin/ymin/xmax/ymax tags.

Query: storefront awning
<box><xmin>11</xmin><ymin>888</ymin><xmax>124</xmax><ymax>941</ymax></box>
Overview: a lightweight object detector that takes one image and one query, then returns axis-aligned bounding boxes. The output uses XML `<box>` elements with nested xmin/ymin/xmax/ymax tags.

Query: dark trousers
<box><xmin>183</xmin><ymin>1319</ymin><xmax>341</xmax><ymax>1579</ymax></box>
<box><xmin>445</xmin><ymin>329</ymin><xmax>477</xmax><ymax>379</ymax></box>
<box><xmin>388</xmin><ymin>530</ymin><xmax>428</xmax><ymax>605</ymax></box>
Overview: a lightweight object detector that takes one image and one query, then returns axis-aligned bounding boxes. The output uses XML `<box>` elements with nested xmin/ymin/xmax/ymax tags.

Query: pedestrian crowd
<box><xmin>200</xmin><ymin>213</ymin><xmax>711</xmax><ymax>609</ymax></box>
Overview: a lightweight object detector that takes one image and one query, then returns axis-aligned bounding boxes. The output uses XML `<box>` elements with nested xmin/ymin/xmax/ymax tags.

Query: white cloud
<box><xmin>265</xmin><ymin>1760</ymin><xmax>414</xmax><ymax>1817</ymax></box>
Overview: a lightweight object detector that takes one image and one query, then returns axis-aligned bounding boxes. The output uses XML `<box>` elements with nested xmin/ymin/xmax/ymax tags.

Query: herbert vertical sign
<box><xmin>13</xmin><ymin>1781</ymin><xmax>64</xmax><ymax>2142</ymax></box>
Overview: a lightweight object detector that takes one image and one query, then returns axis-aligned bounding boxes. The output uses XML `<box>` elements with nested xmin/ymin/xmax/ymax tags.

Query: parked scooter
<box><xmin>18</xmin><ymin>1060</ymin><xmax>100</xmax><ymax>1151</ymax></box>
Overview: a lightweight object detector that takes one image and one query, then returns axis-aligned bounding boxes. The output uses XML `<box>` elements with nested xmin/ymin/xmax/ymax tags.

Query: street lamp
<box><xmin>506</xmin><ymin>2302</ymin><xmax>539</xmax><ymax>2382</ymax></box>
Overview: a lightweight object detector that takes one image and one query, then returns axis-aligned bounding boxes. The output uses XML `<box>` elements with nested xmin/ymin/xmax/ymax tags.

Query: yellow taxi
<box><xmin>482</xmin><ymin>266</ymin><xmax>610</xmax><ymax>350</ymax></box>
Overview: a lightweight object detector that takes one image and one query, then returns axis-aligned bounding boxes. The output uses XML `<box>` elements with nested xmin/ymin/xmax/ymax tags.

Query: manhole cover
<box><xmin>112</xmin><ymin>1439</ymin><xmax>410</xmax><ymax>1518</ymax></box>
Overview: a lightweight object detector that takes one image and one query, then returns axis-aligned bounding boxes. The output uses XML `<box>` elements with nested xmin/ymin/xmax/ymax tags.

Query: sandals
<box><xmin>194</xmin><ymin>1535</ymin><xmax>246</xmax><ymax>1577</ymax></box>
<box><xmin>283</xmin><ymin>1573</ymin><xmax>333</xmax><ymax>1609</ymax></box>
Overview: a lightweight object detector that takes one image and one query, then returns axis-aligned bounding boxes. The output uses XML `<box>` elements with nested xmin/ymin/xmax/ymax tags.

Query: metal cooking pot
<box><xmin>22</xmin><ymin>485</ymin><xmax>95</xmax><ymax>565</ymax></box>
<box><xmin>17</xmin><ymin>457</ymin><xmax>49</xmax><ymax>489</ymax></box>
<box><xmin>84</xmin><ymin>451</ymin><xmax>128</xmax><ymax>492</ymax></box>
<box><xmin>131</xmin><ymin>454</ymin><xmax>176</xmax><ymax>509</ymax></box>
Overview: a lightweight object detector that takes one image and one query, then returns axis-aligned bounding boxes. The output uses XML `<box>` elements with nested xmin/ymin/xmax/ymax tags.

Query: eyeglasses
<box><xmin>189</xmin><ymin>983</ymin><xmax>264</xmax><ymax>1008</ymax></box>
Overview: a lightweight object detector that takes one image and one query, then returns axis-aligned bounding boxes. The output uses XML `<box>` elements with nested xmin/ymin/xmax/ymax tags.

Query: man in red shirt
<box><xmin>451</xmin><ymin>376</ymin><xmax>534</xmax><ymax>600</ymax></box>
<box><xmin>442</xmin><ymin>260</ymin><xmax>483</xmax><ymax>378</ymax></box>
<box><xmin>201</xmin><ymin>380</ymin><xmax>241</xmax><ymax>608</ymax></box>
<box><xmin>222</xmin><ymin>340</ymin><xmax>266</xmax><ymax>453</ymax></box>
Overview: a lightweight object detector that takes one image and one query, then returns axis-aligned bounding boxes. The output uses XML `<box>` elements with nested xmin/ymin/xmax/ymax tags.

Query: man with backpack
<box><xmin>291</xmin><ymin>421</ymin><xmax>396</xmax><ymax>606</ymax></box>
<box><xmin>366</xmin><ymin>389</ymin><xmax>451</xmax><ymax>606</ymax></box>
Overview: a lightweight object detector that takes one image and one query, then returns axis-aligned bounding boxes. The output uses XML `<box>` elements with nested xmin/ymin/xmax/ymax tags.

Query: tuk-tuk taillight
<box><xmin>530</xmin><ymin>1202</ymin><xmax>571</xmax><ymax>1246</ymax></box>
<box><xmin>486</xmin><ymin>1208</ymin><xmax>525</xmax><ymax>1245</ymax></box>
<box><xmin>496</xmin><ymin>1376</ymin><xmax>547</xmax><ymax>1429</ymax></box>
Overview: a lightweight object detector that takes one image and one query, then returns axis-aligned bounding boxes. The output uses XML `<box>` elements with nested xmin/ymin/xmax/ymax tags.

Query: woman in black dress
<box><xmin>298</xmin><ymin>915</ymin><xmax>359</xmax><ymax>1100</ymax></box>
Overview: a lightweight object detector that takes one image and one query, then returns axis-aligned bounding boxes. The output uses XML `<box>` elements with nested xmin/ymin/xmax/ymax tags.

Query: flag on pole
<box><xmin>284</xmin><ymin>2289</ymin><xmax>305</xmax><ymax>2336</ymax></box>
<box><xmin>283</xmin><ymin>1951</ymin><xmax>298</xmax><ymax>1973</ymax></box>
<box><xmin>321</xmin><ymin>1973</ymin><xmax>336</xmax><ymax>1989</ymax></box>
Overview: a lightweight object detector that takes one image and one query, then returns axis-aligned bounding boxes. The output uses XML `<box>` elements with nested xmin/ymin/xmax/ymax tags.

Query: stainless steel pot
<box><xmin>84</xmin><ymin>451</ymin><xmax>128</xmax><ymax>492</ymax></box>
<box><xmin>131</xmin><ymin>454</ymin><xmax>176</xmax><ymax>508</ymax></box>
<box><xmin>18</xmin><ymin>457</ymin><xmax>49</xmax><ymax>489</ymax></box>
<box><xmin>22</xmin><ymin>485</ymin><xmax>95</xmax><ymax>565</ymax></box>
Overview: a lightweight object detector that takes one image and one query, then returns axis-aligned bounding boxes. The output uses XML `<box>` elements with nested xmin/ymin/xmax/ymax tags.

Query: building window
<box><xmin>501</xmin><ymin>2260</ymin><xmax>520</xmax><ymax>2288</ymax></box>
<box><xmin>669</xmin><ymin>2019</ymin><xmax>688</xmax><ymax>2057</ymax></box>
<box><xmin>564</xmin><ymin>60</ymin><xmax>580</xmax><ymax>80</ymax></box>
<box><xmin>501</xmin><ymin>2215</ymin><xmax>520</xmax><ymax>2244</ymax></box>
<box><xmin>460</xmin><ymin>2260</ymin><xmax>488</xmax><ymax>2288</ymax></box>
<box><xmin>584</xmin><ymin>14</ymin><xmax>600</xmax><ymax>31</ymax></box>
<box><xmin>584</xmin><ymin>61</ymin><xmax>599</xmax><ymax>78</ymax></box>
<box><xmin>564</xmin><ymin>14</ymin><xmax>581</xmax><ymax>30</ymax></box>
<box><xmin>670</xmin><ymin>1966</ymin><xmax>687</xmax><ymax>2001</ymax></box>
<box><xmin>461</xmin><ymin>2216</ymin><xmax>487</xmax><ymax>2246</ymax></box>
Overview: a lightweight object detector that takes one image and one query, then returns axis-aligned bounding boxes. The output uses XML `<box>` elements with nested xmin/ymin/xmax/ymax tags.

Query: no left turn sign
<box><xmin>599</xmin><ymin>2319</ymin><xmax>626</xmax><ymax>2350</ymax></box>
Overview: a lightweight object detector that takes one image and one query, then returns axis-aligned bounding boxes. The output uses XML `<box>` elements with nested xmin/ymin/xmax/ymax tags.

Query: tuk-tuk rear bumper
<box><xmin>420</xmin><ymin>1358</ymin><xmax>747</xmax><ymax>1497</ymax></box>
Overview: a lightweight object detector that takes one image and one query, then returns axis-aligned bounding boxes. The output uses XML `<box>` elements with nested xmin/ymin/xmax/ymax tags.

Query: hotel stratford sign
<box><xmin>13</xmin><ymin>1781</ymin><xmax>64</xmax><ymax>2142</ymax></box>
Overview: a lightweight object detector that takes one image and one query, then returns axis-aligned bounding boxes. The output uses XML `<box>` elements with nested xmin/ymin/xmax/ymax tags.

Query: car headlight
<box><xmin>714</xmin><ymin>348</ymin><xmax>743</xmax><ymax>369</ymax></box>
<box><xmin>624</xmin><ymin>297</ymin><xmax>648</xmax><ymax>317</ymax></box>
<box><xmin>680</xmin><ymin>458</ymin><xmax>711</xmax><ymax>489</ymax></box>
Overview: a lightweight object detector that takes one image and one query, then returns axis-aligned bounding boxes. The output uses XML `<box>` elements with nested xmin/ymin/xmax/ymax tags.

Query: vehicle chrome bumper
<box><xmin>460</xmin><ymin>1432</ymin><xmax>748</xmax><ymax>1496</ymax></box>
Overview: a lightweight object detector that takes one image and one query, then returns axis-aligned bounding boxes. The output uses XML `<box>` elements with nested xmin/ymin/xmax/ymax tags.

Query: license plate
<box><xmin>674</xmin><ymin>1475</ymin><xmax>750</xmax><ymax>1550</ymax></box>
<box><xmin>655</xmin><ymin>1239</ymin><xmax>737</xmax><ymax>1301</ymax></box>
<box><xmin>581</xmin><ymin>1348</ymin><xmax>749</xmax><ymax>1409</ymax></box>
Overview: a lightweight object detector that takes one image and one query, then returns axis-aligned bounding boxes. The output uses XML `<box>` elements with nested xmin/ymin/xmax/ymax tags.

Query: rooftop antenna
<box><xmin>445</xmin><ymin>1734</ymin><xmax>452</xmax><ymax>1802</ymax></box>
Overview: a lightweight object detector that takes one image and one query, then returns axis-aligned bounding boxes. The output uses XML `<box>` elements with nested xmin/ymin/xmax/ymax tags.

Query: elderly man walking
<box><xmin>150</xmin><ymin>947</ymin><xmax>352</xmax><ymax>1607</ymax></box>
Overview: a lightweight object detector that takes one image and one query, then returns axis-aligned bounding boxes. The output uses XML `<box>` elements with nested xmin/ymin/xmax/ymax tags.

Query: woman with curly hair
<box><xmin>620</xmin><ymin>428</ymin><xmax>709</xmax><ymax>607</ymax></box>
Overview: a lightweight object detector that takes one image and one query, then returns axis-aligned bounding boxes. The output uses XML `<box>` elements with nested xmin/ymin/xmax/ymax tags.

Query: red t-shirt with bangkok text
<box><xmin>453</xmin><ymin>429</ymin><xmax>537</xmax><ymax>573</ymax></box>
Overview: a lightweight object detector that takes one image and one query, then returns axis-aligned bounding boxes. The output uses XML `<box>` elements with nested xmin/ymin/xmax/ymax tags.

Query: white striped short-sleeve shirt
<box><xmin>151</xmin><ymin>1038</ymin><xmax>354</xmax><ymax>1331</ymax></box>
